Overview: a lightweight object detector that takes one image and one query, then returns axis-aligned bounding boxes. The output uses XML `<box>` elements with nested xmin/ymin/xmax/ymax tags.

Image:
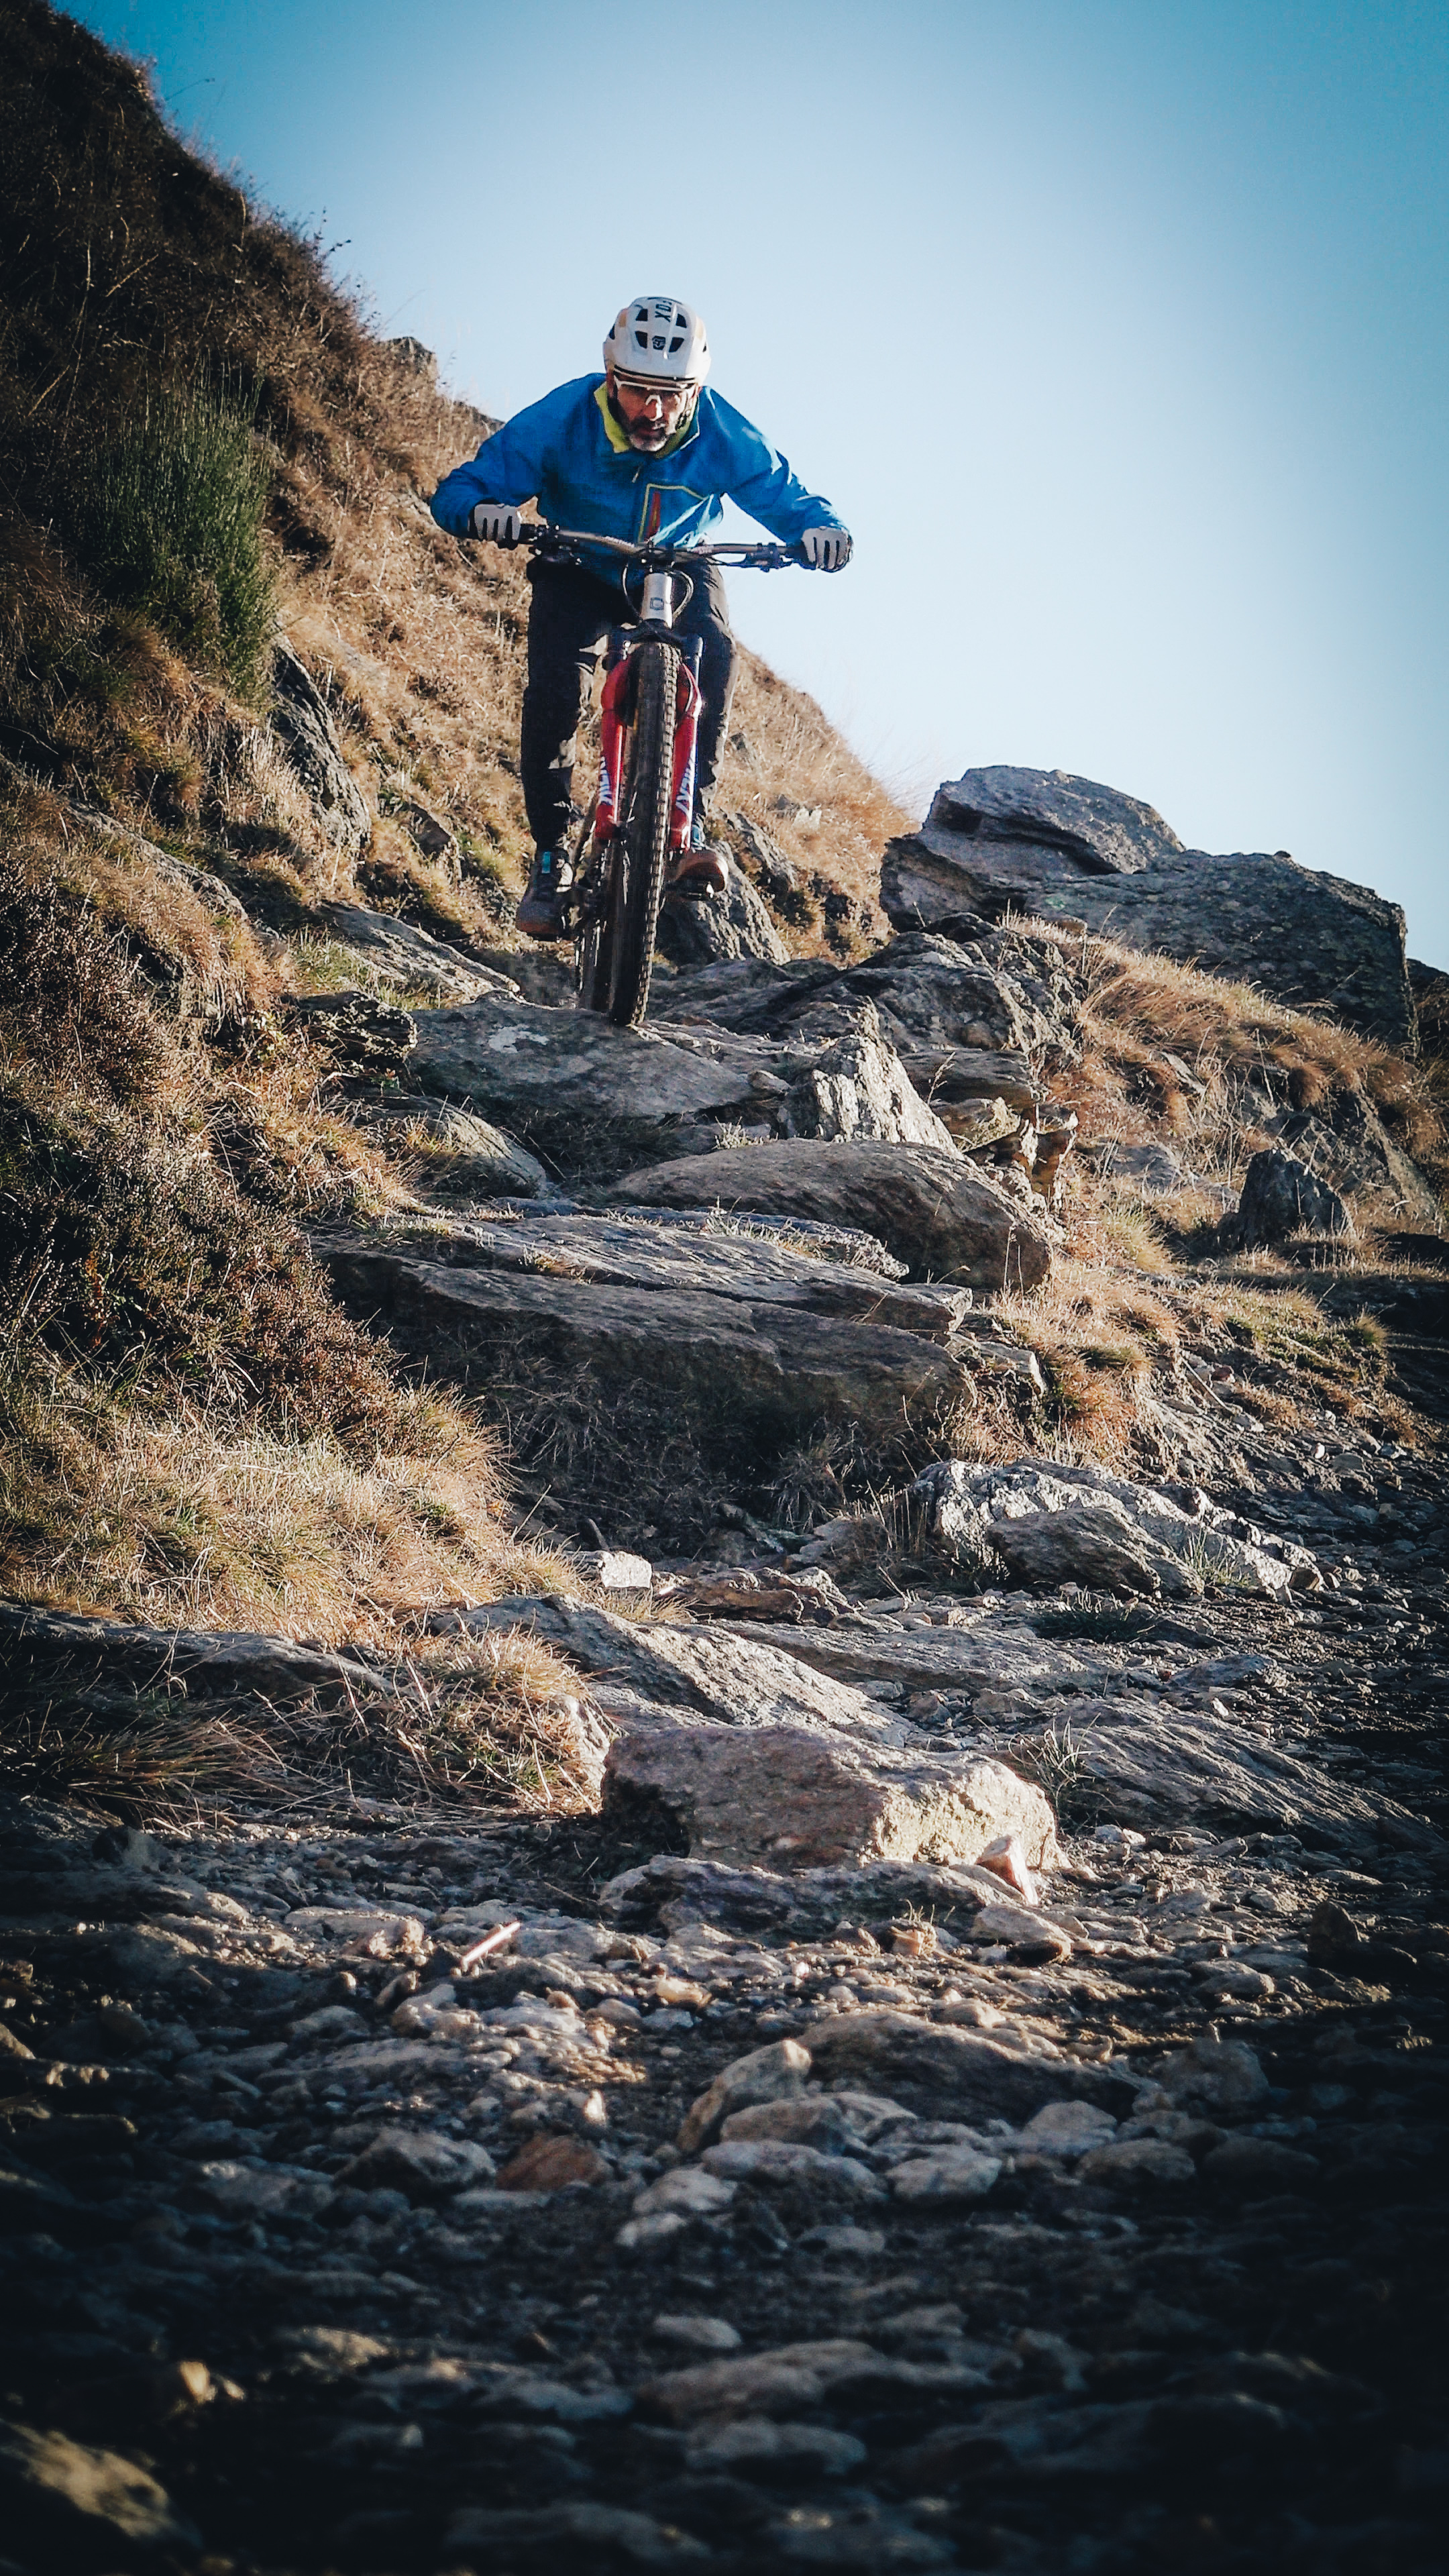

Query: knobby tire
<box><xmin>607</xmin><ymin>641</ymin><xmax>677</xmax><ymax>1030</ymax></box>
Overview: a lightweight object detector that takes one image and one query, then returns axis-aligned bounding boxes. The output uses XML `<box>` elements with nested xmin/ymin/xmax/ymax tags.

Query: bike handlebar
<box><xmin>517</xmin><ymin>523</ymin><xmax>803</xmax><ymax>573</ymax></box>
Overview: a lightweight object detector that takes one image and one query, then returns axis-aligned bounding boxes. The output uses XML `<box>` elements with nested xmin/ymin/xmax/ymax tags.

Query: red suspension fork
<box><xmin>596</xmin><ymin>646</ymin><xmax>702</xmax><ymax>849</ymax></box>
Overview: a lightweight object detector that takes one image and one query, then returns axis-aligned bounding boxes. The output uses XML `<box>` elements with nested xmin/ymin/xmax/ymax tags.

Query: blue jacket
<box><xmin>429</xmin><ymin>375</ymin><xmax>844</xmax><ymax>563</ymax></box>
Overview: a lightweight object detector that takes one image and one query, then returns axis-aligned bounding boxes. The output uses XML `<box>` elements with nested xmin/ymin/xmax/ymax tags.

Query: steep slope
<box><xmin>0</xmin><ymin>0</ymin><xmax>899</xmax><ymax>1652</ymax></box>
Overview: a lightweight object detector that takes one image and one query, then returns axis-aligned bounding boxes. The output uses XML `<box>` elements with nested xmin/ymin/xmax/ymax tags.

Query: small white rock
<box><xmin>650</xmin><ymin>2314</ymin><xmax>743</xmax><ymax>2354</ymax></box>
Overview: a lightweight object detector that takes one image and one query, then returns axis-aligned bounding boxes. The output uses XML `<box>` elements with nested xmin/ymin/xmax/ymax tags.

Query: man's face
<box><xmin>608</xmin><ymin>370</ymin><xmax>697</xmax><ymax>453</ymax></box>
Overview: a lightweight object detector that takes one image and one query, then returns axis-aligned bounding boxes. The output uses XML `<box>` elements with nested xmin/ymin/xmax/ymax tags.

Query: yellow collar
<box><xmin>594</xmin><ymin>380</ymin><xmax>696</xmax><ymax>458</ymax></box>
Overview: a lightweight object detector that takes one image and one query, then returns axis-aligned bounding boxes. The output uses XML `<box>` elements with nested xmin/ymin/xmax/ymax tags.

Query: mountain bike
<box><xmin>518</xmin><ymin>525</ymin><xmax>803</xmax><ymax>1030</ymax></box>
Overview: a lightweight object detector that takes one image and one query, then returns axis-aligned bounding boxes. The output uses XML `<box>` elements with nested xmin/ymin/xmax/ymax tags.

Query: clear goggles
<box><xmin>610</xmin><ymin>372</ymin><xmax>698</xmax><ymax>409</ymax></box>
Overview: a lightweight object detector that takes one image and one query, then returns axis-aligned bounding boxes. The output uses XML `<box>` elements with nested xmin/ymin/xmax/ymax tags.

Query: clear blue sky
<box><xmin>74</xmin><ymin>0</ymin><xmax>1449</xmax><ymax>966</ymax></box>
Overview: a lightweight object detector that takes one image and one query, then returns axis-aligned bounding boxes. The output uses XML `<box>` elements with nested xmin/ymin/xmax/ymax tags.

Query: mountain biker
<box><xmin>429</xmin><ymin>293</ymin><xmax>852</xmax><ymax>938</ymax></box>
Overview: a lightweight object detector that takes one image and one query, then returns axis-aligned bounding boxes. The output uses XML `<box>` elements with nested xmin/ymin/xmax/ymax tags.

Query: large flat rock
<box><xmin>1014</xmin><ymin>1695</ymin><xmax>1397</xmax><ymax>1851</ymax></box>
<box><xmin>602</xmin><ymin>1715</ymin><xmax>1059</xmax><ymax>1872</ymax></box>
<box><xmin>410</xmin><ymin>991</ymin><xmax>766</xmax><ymax>1131</ymax></box>
<box><xmin>406</xmin><ymin>992</ymin><xmax>955</xmax><ymax>1171</ymax></box>
<box><xmin>706</xmin><ymin>1615</ymin><xmax>1093</xmax><ymax>1696</ymax></box>
<box><xmin>612</xmin><ymin>1139</ymin><xmax>1053</xmax><ymax>1289</ymax></box>
<box><xmin>362</xmin><ymin>1212</ymin><xmax>970</xmax><ymax>1337</ymax></box>
<box><xmin>881</xmin><ymin>767</ymin><xmax>1415</xmax><ymax>1046</ymax></box>
<box><xmin>313</xmin><ymin>1234</ymin><xmax>979</xmax><ymax>1438</ymax></box>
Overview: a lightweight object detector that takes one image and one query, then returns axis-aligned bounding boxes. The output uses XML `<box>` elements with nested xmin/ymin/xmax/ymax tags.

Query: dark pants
<box><xmin>521</xmin><ymin>555</ymin><xmax>737</xmax><ymax>850</ymax></box>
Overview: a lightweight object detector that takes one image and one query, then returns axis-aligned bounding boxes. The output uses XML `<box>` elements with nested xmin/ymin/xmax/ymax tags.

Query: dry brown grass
<box><xmin>0</xmin><ymin>1621</ymin><xmax>602</xmax><ymax>1821</ymax></box>
<box><xmin>1014</xmin><ymin>916</ymin><xmax>1448</xmax><ymax>1211</ymax></box>
<box><xmin>714</xmin><ymin>650</ymin><xmax>908</xmax><ymax>956</ymax></box>
<box><xmin>0</xmin><ymin>1363</ymin><xmax>567</xmax><ymax>1648</ymax></box>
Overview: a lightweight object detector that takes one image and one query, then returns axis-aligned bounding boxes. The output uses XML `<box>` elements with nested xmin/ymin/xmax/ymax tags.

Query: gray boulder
<box><xmin>1233</xmin><ymin>1148</ymin><xmax>1356</xmax><ymax>1247</ymax></box>
<box><xmin>317</xmin><ymin>902</ymin><xmax>516</xmax><ymax>1004</ymax></box>
<box><xmin>656</xmin><ymin>871</ymin><xmax>789</xmax><ymax>967</ymax></box>
<box><xmin>270</xmin><ymin>637</ymin><xmax>372</xmax><ymax>851</ymax></box>
<box><xmin>602</xmin><ymin>1716</ymin><xmax>1059</xmax><ymax>1873</ymax></box>
<box><xmin>987</xmin><ymin>1499</ymin><xmax>1202</xmax><ymax>1599</ymax></box>
<box><xmin>612</xmin><ymin>1139</ymin><xmax>1054</xmax><ymax>1289</ymax></box>
<box><xmin>1260</xmin><ymin>1102</ymin><xmax>1437</xmax><ymax>1222</ymax></box>
<box><xmin>929</xmin><ymin>766</ymin><xmax>1184</xmax><ymax>874</ymax></box>
<box><xmin>882</xmin><ymin>767</ymin><xmax>1415</xmax><ymax>1047</ymax></box>
<box><xmin>909</xmin><ymin>1456</ymin><xmax>1319</xmax><ymax>1599</ymax></box>
<box><xmin>347</xmin><ymin>1093</ymin><xmax>552</xmax><ymax>1198</ymax></box>
<box><xmin>783</xmin><ymin>1013</ymin><xmax>957</xmax><ymax>1149</ymax></box>
<box><xmin>315</xmin><ymin>1230</ymin><xmax>979</xmax><ymax>1442</ymax></box>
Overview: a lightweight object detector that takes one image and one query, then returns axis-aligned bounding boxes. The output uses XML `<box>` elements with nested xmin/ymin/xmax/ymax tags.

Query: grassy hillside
<box><xmin>0</xmin><ymin>0</ymin><xmax>903</xmax><ymax>1646</ymax></box>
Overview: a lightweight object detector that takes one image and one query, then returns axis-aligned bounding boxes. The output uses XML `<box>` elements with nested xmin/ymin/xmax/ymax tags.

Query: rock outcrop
<box><xmin>602</xmin><ymin>1719</ymin><xmax>1059</xmax><ymax>1872</ymax></box>
<box><xmin>405</xmin><ymin>989</ymin><xmax>955</xmax><ymax>1173</ymax></box>
<box><xmin>612</xmin><ymin>1139</ymin><xmax>1055</xmax><ymax>1289</ymax></box>
<box><xmin>315</xmin><ymin>1214</ymin><xmax>983</xmax><ymax>1440</ymax></box>
<box><xmin>1231</xmin><ymin>1148</ymin><xmax>1356</xmax><ymax>1248</ymax></box>
<box><xmin>655</xmin><ymin>873</ymin><xmax>788</xmax><ymax>969</ymax></box>
<box><xmin>909</xmin><ymin>1456</ymin><xmax>1322</xmax><ymax>1599</ymax></box>
<box><xmin>269</xmin><ymin>638</ymin><xmax>372</xmax><ymax>853</ymax></box>
<box><xmin>882</xmin><ymin>765</ymin><xmax>1416</xmax><ymax>1046</ymax></box>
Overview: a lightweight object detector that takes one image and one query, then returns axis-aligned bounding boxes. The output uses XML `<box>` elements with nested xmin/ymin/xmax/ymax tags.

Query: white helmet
<box><xmin>603</xmin><ymin>294</ymin><xmax>710</xmax><ymax>384</ymax></box>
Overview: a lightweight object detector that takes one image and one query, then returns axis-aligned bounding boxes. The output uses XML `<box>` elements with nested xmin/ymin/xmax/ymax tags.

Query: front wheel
<box><xmin>607</xmin><ymin>641</ymin><xmax>678</xmax><ymax>1030</ymax></box>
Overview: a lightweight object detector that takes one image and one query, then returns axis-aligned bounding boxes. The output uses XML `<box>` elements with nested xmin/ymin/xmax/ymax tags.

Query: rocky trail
<box><xmin>3</xmin><ymin>822</ymin><xmax>1448</xmax><ymax>2571</ymax></box>
<box><xmin>2</xmin><ymin>1541</ymin><xmax>1448</xmax><ymax>2576</ymax></box>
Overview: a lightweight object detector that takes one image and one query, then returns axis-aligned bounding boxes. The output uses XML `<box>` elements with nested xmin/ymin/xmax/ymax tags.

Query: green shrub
<box><xmin>67</xmin><ymin>386</ymin><xmax>276</xmax><ymax>693</ymax></box>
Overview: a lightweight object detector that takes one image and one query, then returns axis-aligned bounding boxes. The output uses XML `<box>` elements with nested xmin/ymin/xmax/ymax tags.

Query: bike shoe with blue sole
<box><xmin>517</xmin><ymin>847</ymin><xmax>574</xmax><ymax>938</ymax></box>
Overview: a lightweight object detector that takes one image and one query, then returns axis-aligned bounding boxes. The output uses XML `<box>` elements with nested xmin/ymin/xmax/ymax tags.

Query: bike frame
<box><xmin>513</xmin><ymin>523</ymin><xmax>802</xmax><ymax>1017</ymax></box>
